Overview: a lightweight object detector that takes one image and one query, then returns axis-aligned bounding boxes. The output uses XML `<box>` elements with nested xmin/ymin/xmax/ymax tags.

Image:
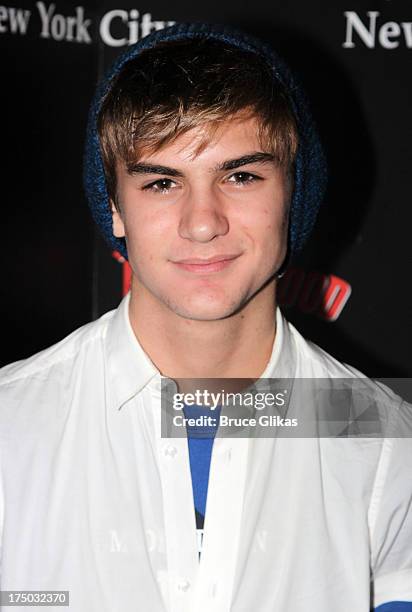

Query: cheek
<box><xmin>265</xmin><ymin>197</ymin><xmax>289</xmax><ymax>237</ymax></box>
<box><xmin>240</xmin><ymin>203</ymin><xmax>287</xmax><ymax>251</ymax></box>
<box><xmin>123</xmin><ymin>207</ymin><xmax>173</xmax><ymax>260</ymax></box>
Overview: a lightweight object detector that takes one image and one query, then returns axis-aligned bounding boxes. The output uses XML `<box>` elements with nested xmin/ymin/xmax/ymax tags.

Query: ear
<box><xmin>110</xmin><ymin>199</ymin><xmax>125</xmax><ymax>238</ymax></box>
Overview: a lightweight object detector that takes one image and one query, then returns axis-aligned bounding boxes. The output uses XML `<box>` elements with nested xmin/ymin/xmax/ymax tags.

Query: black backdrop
<box><xmin>1</xmin><ymin>0</ymin><xmax>411</xmax><ymax>377</ymax></box>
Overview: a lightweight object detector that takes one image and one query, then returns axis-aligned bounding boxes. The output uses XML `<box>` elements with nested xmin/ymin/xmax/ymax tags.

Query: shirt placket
<box><xmin>151</xmin><ymin>384</ymin><xmax>199</xmax><ymax>612</ymax></box>
<box><xmin>191</xmin><ymin>435</ymin><xmax>250</xmax><ymax>612</ymax></box>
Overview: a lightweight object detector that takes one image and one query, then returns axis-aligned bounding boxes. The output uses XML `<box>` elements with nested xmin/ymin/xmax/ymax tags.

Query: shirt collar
<box><xmin>104</xmin><ymin>292</ymin><xmax>296</xmax><ymax>411</ymax></box>
<box><xmin>258</xmin><ymin>305</ymin><xmax>297</xmax><ymax>380</ymax></box>
<box><xmin>104</xmin><ymin>291</ymin><xmax>160</xmax><ymax>411</ymax></box>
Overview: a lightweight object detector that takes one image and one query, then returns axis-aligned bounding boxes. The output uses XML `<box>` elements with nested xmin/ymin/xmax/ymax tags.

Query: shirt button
<box><xmin>177</xmin><ymin>579</ymin><xmax>191</xmax><ymax>592</ymax></box>
<box><xmin>164</xmin><ymin>445</ymin><xmax>177</xmax><ymax>458</ymax></box>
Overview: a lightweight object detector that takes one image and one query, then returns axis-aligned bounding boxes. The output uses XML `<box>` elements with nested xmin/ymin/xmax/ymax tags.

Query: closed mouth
<box><xmin>171</xmin><ymin>254</ymin><xmax>241</xmax><ymax>273</ymax></box>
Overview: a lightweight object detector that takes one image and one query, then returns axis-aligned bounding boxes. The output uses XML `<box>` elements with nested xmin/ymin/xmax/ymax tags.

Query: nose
<box><xmin>178</xmin><ymin>186</ymin><xmax>229</xmax><ymax>242</ymax></box>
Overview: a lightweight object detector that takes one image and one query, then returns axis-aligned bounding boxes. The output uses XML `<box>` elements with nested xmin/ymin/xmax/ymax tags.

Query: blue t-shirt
<box><xmin>182</xmin><ymin>403</ymin><xmax>221</xmax><ymax>534</ymax></box>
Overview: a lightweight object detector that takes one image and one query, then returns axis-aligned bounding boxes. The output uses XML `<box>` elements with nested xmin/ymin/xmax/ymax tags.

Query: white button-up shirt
<box><xmin>0</xmin><ymin>292</ymin><xmax>411</xmax><ymax>611</ymax></box>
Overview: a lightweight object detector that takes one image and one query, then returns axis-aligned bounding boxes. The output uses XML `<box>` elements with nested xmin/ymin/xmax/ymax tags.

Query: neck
<box><xmin>128</xmin><ymin>279</ymin><xmax>278</xmax><ymax>380</ymax></box>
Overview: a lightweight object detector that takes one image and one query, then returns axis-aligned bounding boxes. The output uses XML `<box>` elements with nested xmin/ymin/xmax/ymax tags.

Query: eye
<box><xmin>226</xmin><ymin>171</ymin><xmax>262</xmax><ymax>186</ymax></box>
<box><xmin>142</xmin><ymin>178</ymin><xmax>177</xmax><ymax>193</ymax></box>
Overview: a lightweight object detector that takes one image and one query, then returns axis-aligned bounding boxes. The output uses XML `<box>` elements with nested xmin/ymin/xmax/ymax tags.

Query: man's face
<box><xmin>112</xmin><ymin>114</ymin><xmax>291</xmax><ymax>321</ymax></box>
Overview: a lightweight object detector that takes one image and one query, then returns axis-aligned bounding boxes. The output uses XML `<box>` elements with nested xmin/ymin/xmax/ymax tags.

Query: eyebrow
<box><xmin>126</xmin><ymin>163</ymin><xmax>184</xmax><ymax>177</ymax></box>
<box><xmin>126</xmin><ymin>152</ymin><xmax>275</xmax><ymax>178</ymax></box>
<box><xmin>216</xmin><ymin>152</ymin><xmax>275</xmax><ymax>172</ymax></box>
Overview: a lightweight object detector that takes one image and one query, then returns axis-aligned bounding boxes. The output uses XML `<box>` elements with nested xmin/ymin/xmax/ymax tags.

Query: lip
<box><xmin>172</xmin><ymin>254</ymin><xmax>240</xmax><ymax>273</ymax></box>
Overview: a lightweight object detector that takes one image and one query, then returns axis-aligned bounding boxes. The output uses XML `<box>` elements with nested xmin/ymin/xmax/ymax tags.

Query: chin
<box><xmin>164</xmin><ymin>294</ymin><xmax>245</xmax><ymax>322</ymax></box>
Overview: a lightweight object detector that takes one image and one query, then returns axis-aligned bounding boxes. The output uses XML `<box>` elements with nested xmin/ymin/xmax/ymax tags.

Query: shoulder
<box><xmin>284</xmin><ymin>315</ymin><xmax>409</xmax><ymax>436</ymax></box>
<box><xmin>286</xmin><ymin>316</ymin><xmax>369</xmax><ymax>379</ymax></box>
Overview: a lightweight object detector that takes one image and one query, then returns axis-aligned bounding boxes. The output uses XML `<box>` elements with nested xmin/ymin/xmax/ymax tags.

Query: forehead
<box><xmin>136</xmin><ymin>114</ymin><xmax>265</xmax><ymax>165</ymax></box>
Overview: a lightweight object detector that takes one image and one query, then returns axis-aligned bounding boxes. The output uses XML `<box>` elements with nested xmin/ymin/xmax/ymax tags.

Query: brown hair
<box><xmin>97</xmin><ymin>38</ymin><xmax>299</xmax><ymax>209</ymax></box>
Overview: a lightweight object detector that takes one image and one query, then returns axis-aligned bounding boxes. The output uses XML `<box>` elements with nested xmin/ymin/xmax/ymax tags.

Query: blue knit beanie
<box><xmin>83</xmin><ymin>22</ymin><xmax>327</xmax><ymax>261</ymax></box>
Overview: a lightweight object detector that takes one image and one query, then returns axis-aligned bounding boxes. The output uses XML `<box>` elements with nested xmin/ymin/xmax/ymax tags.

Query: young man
<box><xmin>0</xmin><ymin>23</ymin><xmax>411</xmax><ymax>612</ymax></box>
